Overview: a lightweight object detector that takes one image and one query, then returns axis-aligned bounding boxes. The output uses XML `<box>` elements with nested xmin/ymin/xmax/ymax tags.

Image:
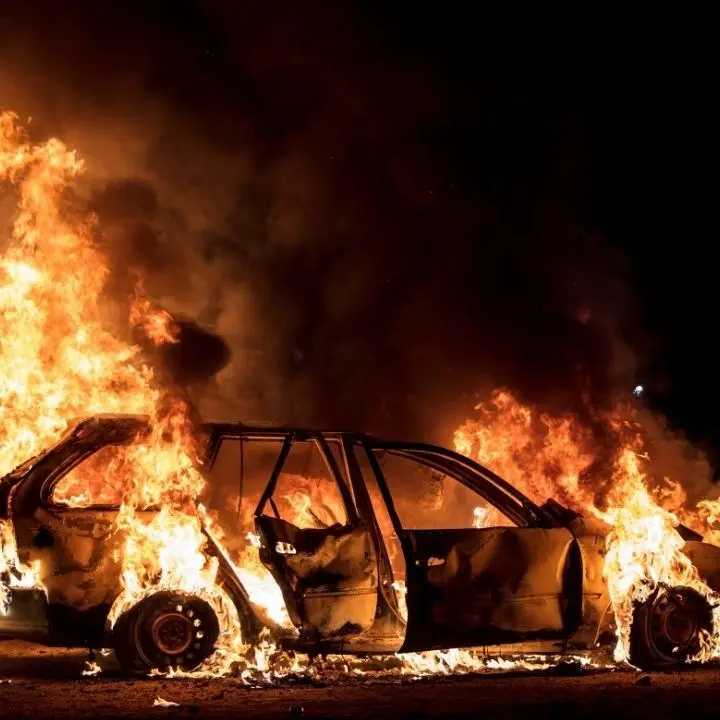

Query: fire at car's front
<box><xmin>0</xmin><ymin>111</ymin><xmax>261</xmax><ymax>673</ymax></box>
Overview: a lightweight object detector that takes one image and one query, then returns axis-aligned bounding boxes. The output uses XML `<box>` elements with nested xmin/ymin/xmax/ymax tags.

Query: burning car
<box><xmin>1</xmin><ymin>414</ymin><xmax>719</xmax><ymax>674</ymax></box>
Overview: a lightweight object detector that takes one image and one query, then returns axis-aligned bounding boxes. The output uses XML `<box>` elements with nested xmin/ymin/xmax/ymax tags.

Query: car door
<box><xmin>254</xmin><ymin>434</ymin><xmax>378</xmax><ymax>641</ymax></box>
<box><xmin>359</xmin><ymin>444</ymin><xmax>582</xmax><ymax>652</ymax></box>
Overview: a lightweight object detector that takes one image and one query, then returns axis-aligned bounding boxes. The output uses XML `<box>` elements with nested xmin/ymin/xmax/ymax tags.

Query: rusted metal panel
<box><xmin>288</xmin><ymin>529</ymin><xmax>378</xmax><ymax>637</ymax></box>
<box><xmin>17</xmin><ymin>507</ymin><xmax>122</xmax><ymax>610</ymax></box>
<box><xmin>285</xmin><ymin>528</ymin><xmax>377</xmax><ymax>591</ymax></box>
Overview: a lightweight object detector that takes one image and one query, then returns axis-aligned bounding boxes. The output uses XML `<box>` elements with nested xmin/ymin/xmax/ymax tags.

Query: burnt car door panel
<box><xmin>357</xmin><ymin>444</ymin><xmax>584</xmax><ymax>651</ymax></box>
<box><xmin>255</xmin><ymin>436</ymin><xmax>378</xmax><ymax>640</ymax></box>
<box><xmin>2</xmin><ymin>418</ymin><xmax>594</xmax><ymax>657</ymax></box>
<box><xmin>399</xmin><ymin>527</ymin><xmax>580</xmax><ymax>651</ymax></box>
<box><xmin>256</xmin><ymin>515</ymin><xmax>377</xmax><ymax>638</ymax></box>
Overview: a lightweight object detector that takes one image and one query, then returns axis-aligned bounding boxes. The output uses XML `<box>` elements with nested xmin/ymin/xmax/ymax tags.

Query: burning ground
<box><xmin>2</xmin><ymin>104</ymin><xmax>720</xmax><ymax>700</ymax></box>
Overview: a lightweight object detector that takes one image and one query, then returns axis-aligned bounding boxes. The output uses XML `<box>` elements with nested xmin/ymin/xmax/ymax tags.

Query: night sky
<box><xmin>0</xmin><ymin>4</ymin><xmax>717</xmax><ymax>467</ymax></box>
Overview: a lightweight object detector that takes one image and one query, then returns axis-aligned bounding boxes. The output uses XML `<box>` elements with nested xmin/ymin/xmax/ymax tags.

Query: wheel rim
<box><xmin>151</xmin><ymin>612</ymin><xmax>194</xmax><ymax>655</ymax></box>
<box><xmin>647</xmin><ymin>586</ymin><xmax>712</xmax><ymax>662</ymax></box>
<box><xmin>133</xmin><ymin>593</ymin><xmax>218</xmax><ymax>670</ymax></box>
<box><xmin>662</xmin><ymin>605</ymin><xmax>696</xmax><ymax>646</ymax></box>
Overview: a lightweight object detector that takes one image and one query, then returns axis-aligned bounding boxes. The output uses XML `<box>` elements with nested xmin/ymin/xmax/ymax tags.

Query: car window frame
<box><xmin>362</xmin><ymin>441</ymin><xmax>534</xmax><ymax>531</ymax></box>
<box><xmin>254</xmin><ymin>432</ymin><xmax>359</xmax><ymax>527</ymax></box>
<box><xmin>43</xmin><ymin>442</ymin><xmax>135</xmax><ymax>512</ymax></box>
<box><xmin>42</xmin><ymin>420</ymin><xmax>160</xmax><ymax>512</ymax></box>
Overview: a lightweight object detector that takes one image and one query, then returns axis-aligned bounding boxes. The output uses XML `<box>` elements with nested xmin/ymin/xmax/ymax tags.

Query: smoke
<box><xmin>0</xmin><ymin>2</ymin><xmax>673</xmax><ymax>449</ymax></box>
<box><xmin>636</xmin><ymin>409</ymin><xmax>719</xmax><ymax>507</ymax></box>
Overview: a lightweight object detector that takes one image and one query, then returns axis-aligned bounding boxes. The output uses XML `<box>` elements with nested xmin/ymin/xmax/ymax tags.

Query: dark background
<box><xmin>0</xmin><ymin>3</ymin><xmax>716</xmax><ymax>467</ymax></box>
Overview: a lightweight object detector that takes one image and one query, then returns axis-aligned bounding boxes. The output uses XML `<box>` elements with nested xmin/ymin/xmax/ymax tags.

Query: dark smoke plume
<box><xmin>0</xmin><ymin>2</ymin><xmax>682</xmax><ymax>458</ymax></box>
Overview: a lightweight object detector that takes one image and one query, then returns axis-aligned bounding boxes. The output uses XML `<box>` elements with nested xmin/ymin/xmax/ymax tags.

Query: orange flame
<box><xmin>593</xmin><ymin>448</ymin><xmax>719</xmax><ymax>661</ymax></box>
<box><xmin>454</xmin><ymin>390</ymin><xmax>597</xmax><ymax>511</ymax></box>
<box><xmin>130</xmin><ymin>291</ymin><xmax>180</xmax><ymax>346</ymax></box>
<box><xmin>0</xmin><ymin>112</ymin><xmax>250</xmax><ymax>671</ymax></box>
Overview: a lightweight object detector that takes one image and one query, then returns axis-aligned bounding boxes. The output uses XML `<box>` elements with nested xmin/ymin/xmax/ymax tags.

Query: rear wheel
<box><xmin>629</xmin><ymin>585</ymin><xmax>713</xmax><ymax>669</ymax></box>
<box><xmin>113</xmin><ymin>591</ymin><xmax>219</xmax><ymax>675</ymax></box>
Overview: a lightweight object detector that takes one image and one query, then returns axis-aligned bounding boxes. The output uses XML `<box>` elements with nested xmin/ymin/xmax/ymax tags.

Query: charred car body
<box><xmin>1</xmin><ymin>415</ymin><xmax>719</xmax><ymax>672</ymax></box>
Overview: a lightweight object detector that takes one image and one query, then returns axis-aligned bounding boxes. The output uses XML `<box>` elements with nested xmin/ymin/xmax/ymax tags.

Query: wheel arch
<box><xmin>204</xmin><ymin>530</ymin><xmax>267</xmax><ymax>644</ymax></box>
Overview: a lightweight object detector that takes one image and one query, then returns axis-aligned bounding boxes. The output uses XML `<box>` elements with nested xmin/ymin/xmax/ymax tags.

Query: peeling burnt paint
<box><xmin>23</xmin><ymin>506</ymin><xmax>123</xmax><ymax>611</ymax></box>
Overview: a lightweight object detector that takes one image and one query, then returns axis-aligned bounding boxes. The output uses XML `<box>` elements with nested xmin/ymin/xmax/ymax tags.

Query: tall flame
<box><xmin>0</xmin><ymin>112</ymin><xmax>245</xmax><ymax>667</ymax></box>
<box><xmin>594</xmin><ymin>448</ymin><xmax>719</xmax><ymax>661</ymax></box>
<box><xmin>0</xmin><ymin>113</ymin><xmax>162</xmax><ymax>469</ymax></box>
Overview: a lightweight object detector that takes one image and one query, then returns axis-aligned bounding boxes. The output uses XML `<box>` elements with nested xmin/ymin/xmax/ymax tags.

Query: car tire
<box><xmin>113</xmin><ymin>590</ymin><xmax>220</xmax><ymax>675</ymax></box>
<box><xmin>629</xmin><ymin>585</ymin><xmax>713</xmax><ymax>669</ymax></box>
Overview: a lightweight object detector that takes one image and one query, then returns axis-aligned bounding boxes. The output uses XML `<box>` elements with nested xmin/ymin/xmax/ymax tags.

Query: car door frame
<box><xmin>357</xmin><ymin>438</ymin><xmax>584</xmax><ymax>652</ymax></box>
<box><xmin>252</xmin><ymin>430</ymin><xmax>381</xmax><ymax>642</ymax></box>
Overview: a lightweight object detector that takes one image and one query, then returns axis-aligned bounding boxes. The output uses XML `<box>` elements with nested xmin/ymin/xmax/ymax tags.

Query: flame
<box><xmin>697</xmin><ymin>499</ymin><xmax>720</xmax><ymax>548</ymax></box>
<box><xmin>130</xmin><ymin>290</ymin><xmax>180</xmax><ymax>346</ymax></box>
<box><xmin>105</xmin><ymin>405</ymin><xmax>214</xmax><ymax>622</ymax></box>
<box><xmin>0</xmin><ymin>112</ymin><xmax>251</xmax><ymax>671</ymax></box>
<box><xmin>393</xmin><ymin>650</ymin><xmax>591</xmax><ymax>676</ymax></box>
<box><xmin>471</xmin><ymin>504</ymin><xmax>509</xmax><ymax>529</ymax></box>
<box><xmin>278</xmin><ymin>473</ymin><xmax>347</xmax><ymax>529</ymax></box>
<box><xmin>0</xmin><ymin>519</ymin><xmax>41</xmax><ymax>613</ymax></box>
<box><xmin>454</xmin><ymin>390</ymin><xmax>596</xmax><ymax>511</ymax></box>
<box><xmin>0</xmin><ymin>112</ymin><xmax>158</xmax><ymax>472</ymax></box>
<box><xmin>593</xmin><ymin>449</ymin><xmax>720</xmax><ymax>662</ymax></box>
<box><xmin>82</xmin><ymin>661</ymin><xmax>102</xmax><ymax>677</ymax></box>
<box><xmin>153</xmin><ymin>697</ymin><xmax>180</xmax><ymax>708</ymax></box>
<box><xmin>391</xmin><ymin>580</ymin><xmax>408</xmax><ymax>622</ymax></box>
<box><xmin>200</xmin><ymin>507</ymin><xmax>292</xmax><ymax>631</ymax></box>
<box><xmin>1</xmin><ymin>111</ymin><xmax>154</xmax><ymax>611</ymax></box>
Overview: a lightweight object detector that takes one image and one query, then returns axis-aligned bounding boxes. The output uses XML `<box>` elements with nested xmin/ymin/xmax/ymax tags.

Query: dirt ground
<box><xmin>2</xmin><ymin>640</ymin><xmax>720</xmax><ymax>720</ymax></box>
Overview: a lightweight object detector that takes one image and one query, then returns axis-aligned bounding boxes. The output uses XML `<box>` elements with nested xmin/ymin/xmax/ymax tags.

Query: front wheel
<box><xmin>113</xmin><ymin>591</ymin><xmax>220</xmax><ymax>675</ymax></box>
<box><xmin>629</xmin><ymin>585</ymin><xmax>714</xmax><ymax>669</ymax></box>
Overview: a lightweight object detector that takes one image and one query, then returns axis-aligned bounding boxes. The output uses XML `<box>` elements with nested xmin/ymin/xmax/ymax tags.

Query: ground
<box><xmin>2</xmin><ymin>641</ymin><xmax>720</xmax><ymax>719</ymax></box>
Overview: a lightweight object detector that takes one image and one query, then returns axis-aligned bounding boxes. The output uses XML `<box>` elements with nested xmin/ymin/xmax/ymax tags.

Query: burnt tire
<box><xmin>629</xmin><ymin>585</ymin><xmax>713</xmax><ymax>669</ymax></box>
<box><xmin>113</xmin><ymin>591</ymin><xmax>219</xmax><ymax>675</ymax></box>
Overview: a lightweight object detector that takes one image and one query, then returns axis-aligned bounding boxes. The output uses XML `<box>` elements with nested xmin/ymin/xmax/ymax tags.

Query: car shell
<box><xmin>1</xmin><ymin>414</ymin><xmax>718</xmax><ymax>661</ymax></box>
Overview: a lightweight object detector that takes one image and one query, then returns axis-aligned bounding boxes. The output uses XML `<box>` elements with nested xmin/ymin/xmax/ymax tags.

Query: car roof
<box><xmin>199</xmin><ymin>422</ymin><xmax>372</xmax><ymax>438</ymax></box>
<box><xmin>68</xmin><ymin>414</ymin><xmax>544</xmax><ymax>527</ymax></box>
<box><xmin>73</xmin><ymin>415</ymin><xmax>379</xmax><ymax>442</ymax></box>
